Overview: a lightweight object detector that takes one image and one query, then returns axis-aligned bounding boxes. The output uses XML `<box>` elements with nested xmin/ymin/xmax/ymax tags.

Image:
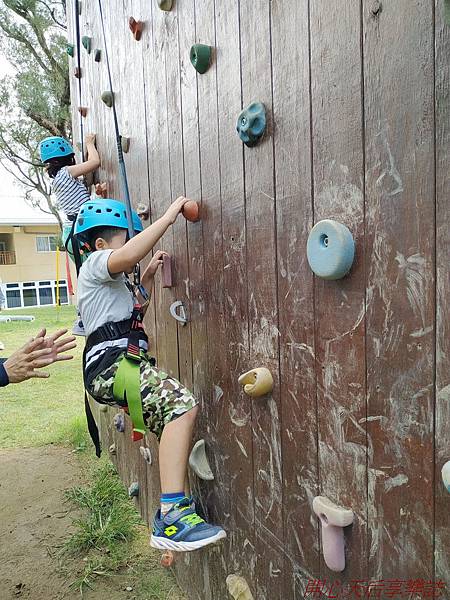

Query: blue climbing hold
<box><xmin>236</xmin><ymin>102</ymin><xmax>266</xmax><ymax>147</ymax></box>
<box><xmin>306</xmin><ymin>220</ymin><xmax>355</xmax><ymax>280</ymax></box>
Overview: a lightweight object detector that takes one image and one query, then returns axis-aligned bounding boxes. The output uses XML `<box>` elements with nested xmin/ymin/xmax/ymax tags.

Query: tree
<box><xmin>0</xmin><ymin>0</ymin><xmax>70</xmax><ymax>229</ymax></box>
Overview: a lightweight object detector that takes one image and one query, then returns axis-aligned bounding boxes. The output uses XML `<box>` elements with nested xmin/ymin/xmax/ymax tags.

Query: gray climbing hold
<box><xmin>109</xmin><ymin>443</ymin><xmax>116</xmax><ymax>455</ymax></box>
<box><xmin>306</xmin><ymin>219</ymin><xmax>355</xmax><ymax>280</ymax></box>
<box><xmin>101</xmin><ymin>91</ymin><xmax>114</xmax><ymax>108</ymax></box>
<box><xmin>120</xmin><ymin>136</ymin><xmax>130</xmax><ymax>153</ymax></box>
<box><xmin>94</xmin><ymin>49</ymin><xmax>101</xmax><ymax>62</ymax></box>
<box><xmin>99</xmin><ymin>404</ymin><xmax>108</xmax><ymax>413</ymax></box>
<box><xmin>189</xmin><ymin>439</ymin><xmax>214</xmax><ymax>481</ymax></box>
<box><xmin>128</xmin><ymin>482</ymin><xmax>140</xmax><ymax>498</ymax></box>
<box><xmin>114</xmin><ymin>412</ymin><xmax>125</xmax><ymax>433</ymax></box>
<box><xmin>139</xmin><ymin>446</ymin><xmax>152</xmax><ymax>465</ymax></box>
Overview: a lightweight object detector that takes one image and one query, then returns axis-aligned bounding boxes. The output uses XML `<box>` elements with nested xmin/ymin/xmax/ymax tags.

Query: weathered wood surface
<box><xmin>72</xmin><ymin>1</ymin><xmax>448</xmax><ymax>598</ymax></box>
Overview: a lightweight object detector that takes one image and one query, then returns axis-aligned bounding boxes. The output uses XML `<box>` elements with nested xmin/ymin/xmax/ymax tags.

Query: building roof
<box><xmin>0</xmin><ymin>196</ymin><xmax>59</xmax><ymax>226</ymax></box>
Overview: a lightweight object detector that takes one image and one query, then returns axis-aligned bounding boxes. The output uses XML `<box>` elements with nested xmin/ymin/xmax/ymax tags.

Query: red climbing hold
<box><xmin>78</xmin><ymin>107</ymin><xmax>88</xmax><ymax>117</ymax></box>
<box><xmin>162</xmin><ymin>254</ymin><xmax>173</xmax><ymax>288</ymax></box>
<box><xmin>129</xmin><ymin>17</ymin><xmax>144</xmax><ymax>41</ymax></box>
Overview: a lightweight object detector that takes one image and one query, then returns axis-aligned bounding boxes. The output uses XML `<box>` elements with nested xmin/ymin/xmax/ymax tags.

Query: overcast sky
<box><xmin>0</xmin><ymin>54</ymin><xmax>53</xmax><ymax>219</ymax></box>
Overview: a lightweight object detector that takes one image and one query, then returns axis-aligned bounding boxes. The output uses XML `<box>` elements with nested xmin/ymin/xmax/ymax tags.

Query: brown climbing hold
<box><xmin>181</xmin><ymin>200</ymin><xmax>200</xmax><ymax>222</ymax></box>
<box><xmin>95</xmin><ymin>182</ymin><xmax>108</xmax><ymax>199</ymax></box>
<box><xmin>226</xmin><ymin>575</ymin><xmax>254</xmax><ymax>600</ymax></box>
<box><xmin>129</xmin><ymin>17</ymin><xmax>144</xmax><ymax>41</ymax></box>
<box><xmin>162</xmin><ymin>254</ymin><xmax>173</xmax><ymax>288</ymax></box>
<box><xmin>74</xmin><ymin>67</ymin><xmax>81</xmax><ymax>79</ymax></box>
<box><xmin>78</xmin><ymin>107</ymin><xmax>88</xmax><ymax>117</ymax></box>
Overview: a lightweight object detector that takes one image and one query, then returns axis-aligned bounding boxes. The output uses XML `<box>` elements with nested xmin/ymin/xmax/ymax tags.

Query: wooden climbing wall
<box><xmin>69</xmin><ymin>1</ymin><xmax>449</xmax><ymax>598</ymax></box>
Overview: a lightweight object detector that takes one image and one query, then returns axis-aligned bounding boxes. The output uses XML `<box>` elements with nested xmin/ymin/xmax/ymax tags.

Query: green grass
<box><xmin>0</xmin><ymin>305</ymin><xmax>86</xmax><ymax>449</ymax></box>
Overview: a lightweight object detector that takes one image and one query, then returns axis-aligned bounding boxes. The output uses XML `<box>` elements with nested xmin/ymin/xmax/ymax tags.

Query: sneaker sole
<box><xmin>150</xmin><ymin>529</ymin><xmax>227</xmax><ymax>552</ymax></box>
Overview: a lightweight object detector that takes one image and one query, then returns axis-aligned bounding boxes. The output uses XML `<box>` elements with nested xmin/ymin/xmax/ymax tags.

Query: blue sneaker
<box><xmin>150</xmin><ymin>497</ymin><xmax>226</xmax><ymax>552</ymax></box>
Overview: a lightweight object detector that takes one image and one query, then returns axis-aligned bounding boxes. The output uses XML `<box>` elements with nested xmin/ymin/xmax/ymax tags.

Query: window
<box><xmin>0</xmin><ymin>242</ymin><xmax>6</xmax><ymax>252</ymax></box>
<box><xmin>4</xmin><ymin>281</ymin><xmax>69</xmax><ymax>309</ymax></box>
<box><xmin>6</xmin><ymin>289</ymin><xmax>21</xmax><ymax>308</ymax></box>
<box><xmin>36</xmin><ymin>235</ymin><xmax>58</xmax><ymax>252</ymax></box>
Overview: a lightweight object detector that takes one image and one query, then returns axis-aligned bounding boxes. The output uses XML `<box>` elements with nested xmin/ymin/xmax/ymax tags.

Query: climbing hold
<box><xmin>162</xmin><ymin>254</ymin><xmax>173</xmax><ymax>288</ymax></box>
<box><xmin>120</xmin><ymin>136</ymin><xmax>130</xmax><ymax>153</ymax></box>
<box><xmin>170</xmin><ymin>301</ymin><xmax>188</xmax><ymax>326</ymax></box>
<box><xmin>226</xmin><ymin>575</ymin><xmax>254</xmax><ymax>600</ymax></box>
<box><xmin>189</xmin><ymin>439</ymin><xmax>214</xmax><ymax>481</ymax></box>
<box><xmin>445</xmin><ymin>0</ymin><xmax>450</xmax><ymax>25</ymax></box>
<box><xmin>128</xmin><ymin>482</ymin><xmax>140</xmax><ymax>498</ymax></box>
<box><xmin>101</xmin><ymin>91</ymin><xmax>114</xmax><ymax>108</ymax></box>
<box><xmin>95</xmin><ymin>182</ymin><xmax>108</xmax><ymax>199</ymax></box>
<box><xmin>238</xmin><ymin>368</ymin><xmax>273</xmax><ymax>398</ymax></box>
<box><xmin>181</xmin><ymin>200</ymin><xmax>200</xmax><ymax>222</ymax></box>
<box><xmin>109</xmin><ymin>443</ymin><xmax>116</xmax><ymax>455</ymax></box>
<box><xmin>313</xmin><ymin>496</ymin><xmax>354</xmax><ymax>572</ymax></box>
<box><xmin>157</xmin><ymin>0</ymin><xmax>173</xmax><ymax>11</ymax></box>
<box><xmin>306</xmin><ymin>219</ymin><xmax>355</xmax><ymax>280</ymax></box>
<box><xmin>74</xmin><ymin>67</ymin><xmax>81</xmax><ymax>79</ymax></box>
<box><xmin>78</xmin><ymin>107</ymin><xmax>88</xmax><ymax>117</ymax></box>
<box><xmin>139</xmin><ymin>446</ymin><xmax>152</xmax><ymax>465</ymax></box>
<box><xmin>160</xmin><ymin>551</ymin><xmax>176</xmax><ymax>567</ymax></box>
<box><xmin>66</xmin><ymin>44</ymin><xmax>75</xmax><ymax>57</ymax></box>
<box><xmin>81</xmin><ymin>36</ymin><xmax>92</xmax><ymax>54</ymax></box>
<box><xmin>137</xmin><ymin>204</ymin><xmax>149</xmax><ymax>220</ymax></box>
<box><xmin>190</xmin><ymin>44</ymin><xmax>212</xmax><ymax>74</ymax></box>
<box><xmin>99</xmin><ymin>404</ymin><xmax>108</xmax><ymax>413</ymax></box>
<box><xmin>114</xmin><ymin>412</ymin><xmax>125</xmax><ymax>433</ymax></box>
<box><xmin>128</xmin><ymin>17</ymin><xmax>144</xmax><ymax>41</ymax></box>
<box><xmin>236</xmin><ymin>102</ymin><xmax>267</xmax><ymax>147</ymax></box>
<box><xmin>94</xmin><ymin>49</ymin><xmax>101</xmax><ymax>62</ymax></box>
<box><xmin>442</xmin><ymin>461</ymin><xmax>450</xmax><ymax>493</ymax></box>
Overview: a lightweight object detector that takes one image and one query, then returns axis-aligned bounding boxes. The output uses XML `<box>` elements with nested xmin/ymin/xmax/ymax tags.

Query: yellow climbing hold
<box><xmin>226</xmin><ymin>575</ymin><xmax>254</xmax><ymax>600</ymax></box>
<box><xmin>238</xmin><ymin>367</ymin><xmax>273</xmax><ymax>398</ymax></box>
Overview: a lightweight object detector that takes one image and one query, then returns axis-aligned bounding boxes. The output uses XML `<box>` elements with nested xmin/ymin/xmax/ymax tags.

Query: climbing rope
<box><xmin>97</xmin><ymin>0</ymin><xmax>148</xmax><ymax>300</ymax></box>
<box><xmin>74</xmin><ymin>0</ymin><xmax>84</xmax><ymax>160</ymax></box>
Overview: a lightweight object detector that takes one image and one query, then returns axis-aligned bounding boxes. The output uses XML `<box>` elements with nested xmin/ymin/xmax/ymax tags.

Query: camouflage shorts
<box><xmin>88</xmin><ymin>353</ymin><xmax>198</xmax><ymax>438</ymax></box>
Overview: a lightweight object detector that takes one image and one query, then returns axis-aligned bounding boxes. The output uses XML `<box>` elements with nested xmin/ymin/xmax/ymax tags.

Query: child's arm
<box><xmin>108</xmin><ymin>197</ymin><xmax>189</xmax><ymax>275</ymax></box>
<box><xmin>67</xmin><ymin>133</ymin><xmax>100</xmax><ymax>178</ymax></box>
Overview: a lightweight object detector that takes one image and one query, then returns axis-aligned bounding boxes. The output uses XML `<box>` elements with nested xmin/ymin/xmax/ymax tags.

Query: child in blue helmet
<box><xmin>40</xmin><ymin>134</ymin><xmax>100</xmax><ymax>335</ymax></box>
<box><xmin>75</xmin><ymin>198</ymin><xmax>226</xmax><ymax>553</ymax></box>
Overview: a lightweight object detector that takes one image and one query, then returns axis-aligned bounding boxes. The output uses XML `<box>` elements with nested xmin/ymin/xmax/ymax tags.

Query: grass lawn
<box><xmin>0</xmin><ymin>304</ymin><xmax>86</xmax><ymax>449</ymax></box>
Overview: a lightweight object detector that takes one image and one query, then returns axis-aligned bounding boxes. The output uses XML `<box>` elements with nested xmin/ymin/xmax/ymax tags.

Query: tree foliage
<box><xmin>0</xmin><ymin>0</ymin><xmax>70</xmax><ymax>227</ymax></box>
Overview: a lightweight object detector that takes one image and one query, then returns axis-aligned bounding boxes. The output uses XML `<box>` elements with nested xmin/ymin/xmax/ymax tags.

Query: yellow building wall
<box><xmin>0</xmin><ymin>226</ymin><xmax>77</xmax><ymax>292</ymax></box>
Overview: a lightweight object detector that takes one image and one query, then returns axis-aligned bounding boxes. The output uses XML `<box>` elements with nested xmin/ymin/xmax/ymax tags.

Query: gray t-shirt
<box><xmin>77</xmin><ymin>249</ymin><xmax>133</xmax><ymax>338</ymax></box>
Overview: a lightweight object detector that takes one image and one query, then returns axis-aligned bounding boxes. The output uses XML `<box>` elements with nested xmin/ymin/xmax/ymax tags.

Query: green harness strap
<box><xmin>113</xmin><ymin>356</ymin><xmax>146</xmax><ymax>437</ymax></box>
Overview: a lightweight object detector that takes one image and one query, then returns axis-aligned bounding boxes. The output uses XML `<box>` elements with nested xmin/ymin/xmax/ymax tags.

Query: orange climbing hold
<box><xmin>129</xmin><ymin>17</ymin><xmax>144</xmax><ymax>41</ymax></box>
<box><xmin>182</xmin><ymin>200</ymin><xmax>200</xmax><ymax>222</ymax></box>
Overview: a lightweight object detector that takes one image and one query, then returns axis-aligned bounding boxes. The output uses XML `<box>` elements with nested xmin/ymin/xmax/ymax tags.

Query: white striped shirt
<box><xmin>52</xmin><ymin>167</ymin><xmax>90</xmax><ymax>217</ymax></box>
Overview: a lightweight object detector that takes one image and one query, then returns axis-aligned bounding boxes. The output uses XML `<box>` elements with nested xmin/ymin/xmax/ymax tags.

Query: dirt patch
<box><xmin>0</xmin><ymin>447</ymin><xmax>138</xmax><ymax>600</ymax></box>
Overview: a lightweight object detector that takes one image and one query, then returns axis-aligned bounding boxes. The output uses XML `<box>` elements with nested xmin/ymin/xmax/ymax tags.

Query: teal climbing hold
<box><xmin>190</xmin><ymin>44</ymin><xmax>212</xmax><ymax>74</ymax></box>
<box><xmin>306</xmin><ymin>220</ymin><xmax>355</xmax><ymax>280</ymax></box>
<box><xmin>94</xmin><ymin>49</ymin><xmax>101</xmax><ymax>62</ymax></box>
<box><xmin>101</xmin><ymin>91</ymin><xmax>114</xmax><ymax>108</ymax></box>
<box><xmin>128</xmin><ymin>482</ymin><xmax>140</xmax><ymax>498</ymax></box>
<box><xmin>81</xmin><ymin>36</ymin><xmax>92</xmax><ymax>54</ymax></box>
<box><xmin>236</xmin><ymin>102</ymin><xmax>267</xmax><ymax>147</ymax></box>
<box><xmin>66</xmin><ymin>44</ymin><xmax>75</xmax><ymax>57</ymax></box>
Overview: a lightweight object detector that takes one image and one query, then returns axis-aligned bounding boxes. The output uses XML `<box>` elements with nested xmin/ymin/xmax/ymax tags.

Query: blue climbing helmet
<box><xmin>74</xmin><ymin>199</ymin><xmax>143</xmax><ymax>244</ymax></box>
<box><xmin>39</xmin><ymin>136</ymin><xmax>74</xmax><ymax>162</ymax></box>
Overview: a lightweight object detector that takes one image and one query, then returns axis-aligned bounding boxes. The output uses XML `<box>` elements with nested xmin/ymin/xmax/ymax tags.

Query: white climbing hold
<box><xmin>312</xmin><ymin>496</ymin><xmax>354</xmax><ymax>572</ymax></box>
<box><xmin>109</xmin><ymin>443</ymin><xmax>116</xmax><ymax>455</ymax></box>
<box><xmin>226</xmin><ymin>575</ymin><xmax>254</xmax><ymax>600</ymax></box>
<box><xmin>139</xmin><ymin>446</ymin><xmax>152</xmax><ymax>465</ymax></box>
<box><xmin>189</xmin><ymin>439</ymin><xmax>214</xmax><ymax>481</ymax></box>
<box><xmin>442</xmin><ymin>461</ymin><xmax>450</xmax><ymax>493</ymax></box>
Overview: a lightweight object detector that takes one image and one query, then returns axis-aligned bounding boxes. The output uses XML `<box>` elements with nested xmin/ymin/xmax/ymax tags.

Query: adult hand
<box><xmin>3</xmin><ymin>329</ymin><xmax>76</xmax><ymax>384</ymax></box>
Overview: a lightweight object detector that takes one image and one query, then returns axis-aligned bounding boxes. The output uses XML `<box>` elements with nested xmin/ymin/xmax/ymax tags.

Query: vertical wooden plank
<box><xmin>434</xmin><ymin>0</ymin><xmax>449</xmax><ymax>589</ymax></box>
<box><xmin>142</xmin><ymin>1</ymin><xmax>179</xmax><ymax>378</ymax></box>
<box><xmin>271</xmin><ymin>0</ymin><xmax>319</xmax><ymax>595</ymax></box>
<box><xmin>363</xmin><ymin>0</ymin><xmax>435</xmax><ymax>580</ymax></box>
<box><xmin>239</xmin><ymin>2</ymin><xmax>282</xmax><ymax>598</ymax></box>
<box><xmin>213</xmin><ymin>0</ymin><xmax>256</xmax><ymax>593</ymax></box>
<box><xmin>310</xmin><ymin>0</ymin><xmax>367</xmax><ymax>582</ymax></box>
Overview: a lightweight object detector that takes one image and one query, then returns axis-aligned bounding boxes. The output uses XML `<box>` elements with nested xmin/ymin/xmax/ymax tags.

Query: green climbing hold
<box><xmin>157</xmin><ymin>0</ymin><xmax>173</xmax><ymax>10</ymax></box>
<box><xmin>190</xmin><ymin>44</ymin><xmax>212</xmax><ymax>74</ymax></box>
<box><xmin>101</xmin><ymin>91</ymin><xmax>114</xmax><ymax>108</ymax></box>
<box><xmin>66</xmin><ymin>44</ymin><xmax>75</xmax><ymax>57</ymax></box>
<box><xmin>81</xmin><ymin>36</ymin><xmax>92</xmax><ymax>54</ymax></box>
<box><xmin>94</xmin><ymin>49</ymin><xmax>101</xmax><ymax>62</ymax></box>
